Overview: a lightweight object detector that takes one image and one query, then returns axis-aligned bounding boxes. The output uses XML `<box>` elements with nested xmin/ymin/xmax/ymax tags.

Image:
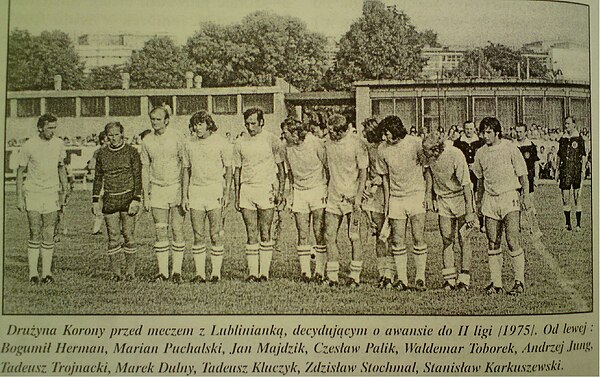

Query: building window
<box><xmin>473</xmin><ymin>97</ymin><xmax>496</xmax><ymax>128</ymax></box>
<box><xmin>570</xmin><ymin>98</ymin><xmax>590</xmax><ymax>130</ymax></box>
<box><xmin>109</xmin><ymin>96</ymin><xmax>141</xmax><ymax>117</ymax></box>
<box><xmin>423</xmin><ymin>98</ymin><xmax>442</xmax><ymax>132</ymax></box>
<box><xmin>242</xmin><ymin>94</ymin><xmax>274</xmax><ymax>114</ymax></box>
<box><xmin>522</xmin><ymin>97</ymin><xmax>544</xmax><ymax>129</ymax></box>
<box><xmin>81</xmin><ymin>97</ymin><xmax>106</xmax><ymax>117</ymax></box>
<box><xmin>17</xmin><ymin>98</ymin><xmax>41</xmax><ymax>118</ymax></box>
<box><xmin>497</xmin><ymin>97</ymin><xmax>517</xmax><ymax>130</ymax></box>
<box><xmin>372</xmin><ymin>99</ymin><xmax>394</xmax><ymax>118</ymax></box>
<box><xmin>177</xmin><ymin>95</ymin><xmax>208</xmax><ymax>116</ymax></box>
<box><xmin>148</xmin><ymin>96</ymin><xmax>173</xmax><ymax>114</ymax></box>
<box><xmin>445</xmin><ymin>98</ymin><xmax>467</xmax><ymax>130</ymax></box>
<box><xmin>545</xmin><ymin>97</ymin><xmax>564</xmax><ymax>130</ymax></box>
<box><xmin>213</xmin><ymin>95</ymin><xmax>237</xmax><ymax>114</ymax></box>
<box><xmin>394</xmin><ymin>98</ymin><xmax>417</xmax><ymax>129</ymax></box>
<box><xmin>46</xmin><ymin>97</ymin><xmax>76</xmax><ymax>118</ymax></box>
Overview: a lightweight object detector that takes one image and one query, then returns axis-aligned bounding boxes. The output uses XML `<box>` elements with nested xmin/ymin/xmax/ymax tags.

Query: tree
<box><xmin>128</xmin><ymin>36</ymin><xmax>194</xmax><ymax>89</ymax></box>
<box><xmin>446</xmin><ymin>43</ymin><xmax>550</xmax><ymax>79</ymax></box>
<box><xmin>419</xmin><ymin>29</ymin><xmax>441</xmax><ymax>48</ymax></box>
<box><xmin>8</xmin><ymin>29</ymin><xmax>85</xmax><ymax>90</ymax></box>
<box><xmin>186</xmin><ymin>12</ymin><xmax>328</xmax><ymax>90</ymax></box>
<box><xmin>326</xmin><ymin>0</ymin><xmax>426</xmax><ymax>89</ymax></box>
<box><xmin>85</xmin><ymin>65</ymin><xmax>125</xmax><ymax>90</ymax></box>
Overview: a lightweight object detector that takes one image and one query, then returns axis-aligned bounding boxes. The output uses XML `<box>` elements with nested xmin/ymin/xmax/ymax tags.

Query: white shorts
<box><xmin>150</xmin><ymin>183</ymin><xmax>181</xmax><ymax>210</ymax></box>
<box><xmin>389</xmin><ymin>192</ymin><xmax>426</xmax><ymax>220</ymax></box>
<box><xmin>25</xmin><ymin>190</ymin><xmax>59</xmax><ymax>214</ymax></box>
<box><xmin>482</xmin><ymin>190</ymin><xmax>520</xmax><ymax>221</ymax></box>
<box><xmin>292</xmin><ymin>185</ymin><xmax>327</xmax><ymax>214</ymax></box>
<box><xmin>189</xmin><ymin>184</ymin><xmax>222</xmax><ymax>212</ymax></box>
<box><xmin>437</xmin><ymin>194</ymin><xmax>466</xmax><ymax>219</ymax></box>
<box><xmin>239</xmin><ymin>184</ymin><xmax>276</xmax><ymax>210</ymax></box>
<box><xmin>325</xmin><ymin>196</ymin><xmax>354</xmax><ymax>216</ymax></box>
<box><xmin>362</xmin><ymin>184</ymin><xmax>384</xmax><ymax>214</ymax></box>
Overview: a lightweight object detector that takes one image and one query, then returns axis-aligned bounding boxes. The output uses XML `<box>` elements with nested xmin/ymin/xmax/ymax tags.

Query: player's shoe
<box><xmin>565</xmin><ymin>224</ymin><xmax>572</xmax><ymax>231</ymax></box>
<box><xmin>153</xmin><ymin>274</ymin><xmax>169</xmax><ymax>282</ymax></box>
<box><xmin>246</xmin><ymin>275</ymin><xmax>260</xmax><ymax>283</ymax></box>
<box><xmin>41</xmin><ymin>275</ymin><xmax>54</xmax><ymax>284</ymax></box>
<box><xmin>484</xmin><ymin>282</ymin><xmax>504</xmax><ymax>295</ymax></box>
<box><xmin>392</xmin><ymin>280</ymin><xmax>412</xmax><ymax>292</ymax></box>
<box><xmin>311</xmin><ymin>273</ymin><xmax>324</xmax><ymax>284</ymax></box>
<box><xmin>322</xmin><ymin>279</ymin><xmax>339</xmax><ymax>287</ymax></box>
<box><xmin>442</xmin><ymin>281</ymin><xmax>455</xmax><ymax>291</ymax></box>
<box><xmin>300</xmin><ymin>273</ymin><xmax>311</xmax><ymax>283</ymax></box>
<box><xmin>190</xmin><ymin>275</ymin><xmax>206</xmax><ymax>284</ymax></box>
<box><xmin>209</xmin><ymin>276</ymin><xmax>220</xmax><ymax>283</ymax></box>
<box><xmin>456</xmin><ymin>282</ymin><xmax>470</xmax><ymax>292</ymax></box>
<box><xmin>258</xmin><ymin>275</ymin><xmax>268</xmax><ymax>283</ymax></box>
<box><xmin>414</xmin><ymin>279</ymin><xmax>427</xmax><ymax>292</ymax></box>
<box><xmin>507</xmin><ymin>281</ymin><xmax>524</xmax><ymax>296</ymax></box>
<box><xmin>345</xmin><ymin>278</ymin><xmax>360</xmax><ymax>288</ymax></box>
<box><xmin>170</xmin><ymin>273</ymin><xmax>184</xmax><ymax>284</ymax></box>
<box><xmin>575</xmin><ymin>226</ymin><xmax>582</xmax><ymax>232</ymax></box>
<box><xmin>29</xmin><ymin>276</ymin><xmax>40</xmax><ymax>285</ymax></box>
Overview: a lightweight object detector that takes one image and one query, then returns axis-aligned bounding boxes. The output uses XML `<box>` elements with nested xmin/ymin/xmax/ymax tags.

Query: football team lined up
<box><xmin>17</xmin><ymin>110</ymin><xmax>587</xmax><ymax>296</ymax></box>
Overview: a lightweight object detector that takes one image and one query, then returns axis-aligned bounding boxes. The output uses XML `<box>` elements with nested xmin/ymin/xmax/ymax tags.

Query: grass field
<box><xmin>2</xmin><ymin>184</ymin><xmax>593</xmax><ymax>315</ymax></box>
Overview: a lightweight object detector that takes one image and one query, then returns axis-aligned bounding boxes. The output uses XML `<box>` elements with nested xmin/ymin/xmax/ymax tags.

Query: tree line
<box><xmin>7</xmin><ymin>0</ymin><xmax>550</xmax><ymax>92</ymax></box>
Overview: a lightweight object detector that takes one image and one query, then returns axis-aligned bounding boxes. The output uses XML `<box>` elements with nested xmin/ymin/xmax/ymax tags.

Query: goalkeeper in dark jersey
<box><xmin>92</xmin><ymin>122</ymin><xmax>142</xmax><ymax>281</ymax></box>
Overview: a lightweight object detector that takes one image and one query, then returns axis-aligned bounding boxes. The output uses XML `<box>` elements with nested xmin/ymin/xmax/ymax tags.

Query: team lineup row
<box><xmin>17</xmin><ymin>109</ymin><xmax>587</xmax><ymax>294</ymax></box>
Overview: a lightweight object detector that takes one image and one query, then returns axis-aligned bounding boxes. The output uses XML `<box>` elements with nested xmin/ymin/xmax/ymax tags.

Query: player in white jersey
<box><xmin>375</xmin><ymin>116</ymin><xmax>429</xmax><ymax>292</ymax></box>
<box><xmin>16</xmin><ymin>113</ymin><xmax>69</xmax><ymax>284</ymax></box>
<box><xmin>233</xmin><ymin>107</ymin><xmax>286</xmax><ymax>282</ymax></box>
<box><xmin>361</xmin><ymin>118</ymin><xmax>394</xmax><ymax>289</ymax></box>
<box><xmin>422</xmin><ymin>133</ymin><xmax>476</xmax><ymax>291</ymax></box>
<box><xmin>473</xmin><ymin>117</ymin><xmax>530</xmax><ymax>296</ymax></box>
<box><xmin>182</xmin><ymin>111</ymin><xmax>233</xmax><ymax>283</ymax></box>
<box><xmin>281</xmin><ymin>117</ymin><xmax>328</xmax><ymax>282</ymax></box>
<box><xmin>141</xmin><ymin>107</ymin><xmax>189</xmax><ymax>283</ymax></box>
<box><xmin>323</xmin><ymin>114</ymin><xmax>368</xmax><ymax>287</ymax></box>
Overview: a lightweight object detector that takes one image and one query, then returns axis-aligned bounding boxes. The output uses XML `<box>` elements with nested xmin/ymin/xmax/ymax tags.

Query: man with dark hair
<box><xmin>92</xmin><ymin>122</ymin><xmax>142</xmax><ymax>281</ymax></box>
<box><xmin>281</xmin><ymin>117</ymin><xmax>328</xmax><ymax>282</ymax></box>
<box><xmin>376</xmin><ymin>115</ymin><xmax>429</xmax><ymax>291</ymax></box>
<box><xmin>454</xmin><ymin>120</ymin><xmax>485</xmax><ymax>231</ymax></box>
<box><xmin>473</xmin><ymin>117</ymin><xmax>529</xmax><ymax>296</ymax></box>
<box><xmin>182</xmin><ymin>110</ymin><xmax>232</xmax><ymax>283</ymax></box>
<box><xmin>234</xmin><ymin>107</ymin><xmax>286</xmax><ymax>282</ymax></box>
<box><xmin>323</xmin><ymin>114</ymin><xmax>368</xmax><ymax>287</ymax></box>
<box><xmin>514</xmin><ymin>123</ymin><xmax>542</xmax><ymax>237</ymax></box>
<box><xmin>557</xmin><ymin>116</ymin><xmax>587</xmax><ymax>231</ymax></box>
<box><xmin>141</xmin><ymin>106</ymin><xmax>189</xmax><ymax>283</ymax></box>
<box><xmin>16</xmin><ymin>113</ymin><xmax>69</xmax><ymax>284</ymax></box>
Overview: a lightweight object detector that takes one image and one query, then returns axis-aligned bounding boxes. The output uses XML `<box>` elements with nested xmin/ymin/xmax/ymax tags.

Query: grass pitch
<box><xmin>2</xmin><ymin>184</ymin><xmax>592</xmax><ymax>315</ymax></box>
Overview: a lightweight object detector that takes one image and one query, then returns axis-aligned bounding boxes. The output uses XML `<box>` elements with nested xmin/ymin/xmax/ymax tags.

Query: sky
<box><xmin>7</xmin><ymin>0</ymin><xmax>591</xmax><ymax>48</ymax></box>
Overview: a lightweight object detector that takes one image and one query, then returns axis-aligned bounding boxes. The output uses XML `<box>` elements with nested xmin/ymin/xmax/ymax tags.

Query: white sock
<box><xmin>392</xmin><ymin>246</ymin><xmax>408</xmax><ymax>284</ymax></box>
<box><xmin>349</xmin><ymin>260</ymin><xmax>363</xmax><ymax>283</ymax></box>
<box><xmin>171</xmin><ymin>242</ymin><xmax>185</xmax><ymax>275</ymax></box>
<box><xmin>154</xmin><ymin>241</ymin><xmax>170</xmax><ymax>277</ymax></box>
<box><xmin>297</xmin><ymin>245</ymin><xmax>312</xmax><ymax>277</ymax></box>
<box><xmin>326</xmin><ymin>261</ymin><xmax>340</xmax><ymax>282</ymax></box>
<box><xmin>40</xmin><ymin>242</ymin><xmax>54</xmax><ymax>278</ymax></box>
<box><xmin>314</xmin><ymin>245</ymin><xmax>327</xmax><ymax>276</ymax></box>
<box><xmin>245</xmin><ymin>243</ymin><xmax>260</xmax><ymax>277</ymax></box>
<box><xmin>27</xmin><ymin>241</ymin><xmax>40</xmax><ymax>279</ymax></box>
<box><xmin>413</xmin><ymin>245</ymin><xmax>428</xmax><ymax>283</ymax></box>
<box><xmin>510</xmin><ymin>248</ymin><xmax>525</xmax><ymax>283</ymax></box>
<box><xmin>192</xmin><ymin>244</ymin><xmax>207</xmax><ymax>278</ymax></box>
<box><xmin>259</xmin><ymin>241</ymin><xmax>274</xmax><ymax>278</ymax></box>
<box><xmin>210</xmin><ymin>245</ymin><xmax>224</xmax><ymax>278</ymax></box>
<box><xmin>488</xmin><ymin>249</ymin><xmax>503</xmax><ymax>287</ymax></box>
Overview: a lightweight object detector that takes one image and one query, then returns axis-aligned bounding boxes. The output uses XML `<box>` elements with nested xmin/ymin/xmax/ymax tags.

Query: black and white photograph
<box><xmin>0</xmin><ymin>0</ymin><xmax>597</xmax><ymax>374</ymax></box>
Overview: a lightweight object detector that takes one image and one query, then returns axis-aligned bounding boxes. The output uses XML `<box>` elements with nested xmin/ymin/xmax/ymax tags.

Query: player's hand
<box><xmin>181</xmin><ymin>196</ymin><xmax>189</xmax><ymax>213</ymax></box>
<box><xmin>235</xmin><ymin>196</ymin><xmax>241</xmax><ymax>212</ymax></box>
<box><xmin>465</xmin><ymin>211</ymin><xmax>477</xmax><ymax>228</ymax></box>
<box><xmin>222</xmin><ymin>194</ymin><xmax>230</xmax><ymax>210</ymax></box>
<box><xmin>128</xmin><ymin>200</ymin><xmax>141</xmax><ymax>216</ymax></box>
<box><xmin>143</xmin><ymin>195</ymin><xmax>151</xmax><ymax>212</ymax></box>
<box><xmin>521</xmin><ymin>193</ymin><xmax>531</xmax><ymax>211</ymax></box>
<box><xmin>17</xmin><ymin>195</ymin><xmax>25</xmax><ymax>212</ymax></box>
<box><xmin>424</xmin><ymin>198</ymin><xmax>435</xmax><ymax>212</ymax></box>
<box><xmin>92</xmin><ymin>202</ymin><xmax>101</xmax><ymax>216</ymax></box>
<box><xmin>475</xmin><ymin>201</ymin><xmax>482</xmax><ymax>216</ymax></box>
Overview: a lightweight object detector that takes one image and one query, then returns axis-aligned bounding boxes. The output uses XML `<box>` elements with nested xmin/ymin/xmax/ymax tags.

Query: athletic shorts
<box><xmin>559</xmin><ymin>172</ymin><xmax>582</xmax><ymax>190</ymax></box>
<box><xmin>389</xmin><ymin>192</ymin><xmax>426</xmax><ymax>220</ymax></box>
<box><xmin>292</xmin><ymin>185</ymin><xmax>327</xmax><ymax>214</ymax></box>
<box><xmin>103</xmin><ymin>191</ymin><xmax>135</xmax><ymax>214</ymax></box>
<box><xmin>239</xmin><ymin>184</ymin><xmax>276</xmax><ymax>210</ymax></box>
<box><xmin>362</xmin><ymin>184</ymin><xmax>384</xmax><ymax>214</ymax></box>
<box><xmin>481</xmin><ymin>190</ymin><xmax>520</xmax><ymax>221</ymax></box>
<box><xmin>326</xmin><ymin>196</ymin><xmax>354</xmax><ymax>216</ymax></box>
<box><xmin>150</xmin><ymin>183</ymin><xmax>181</xmax><ymax>209</ymax></box>
<box><xmin>25</xmin><ymin>190</ymin><xmax>59</xmax><ymax>214</ymax></box>
<box><xmin>437</xmin><ymin>194</ymin><xmax>466</xmax><ymax>219</ymax></box>
<box><xmin>189</xmin><ymin>184</ymin><xmax>222</xmax><ymax>212</ymax></box>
